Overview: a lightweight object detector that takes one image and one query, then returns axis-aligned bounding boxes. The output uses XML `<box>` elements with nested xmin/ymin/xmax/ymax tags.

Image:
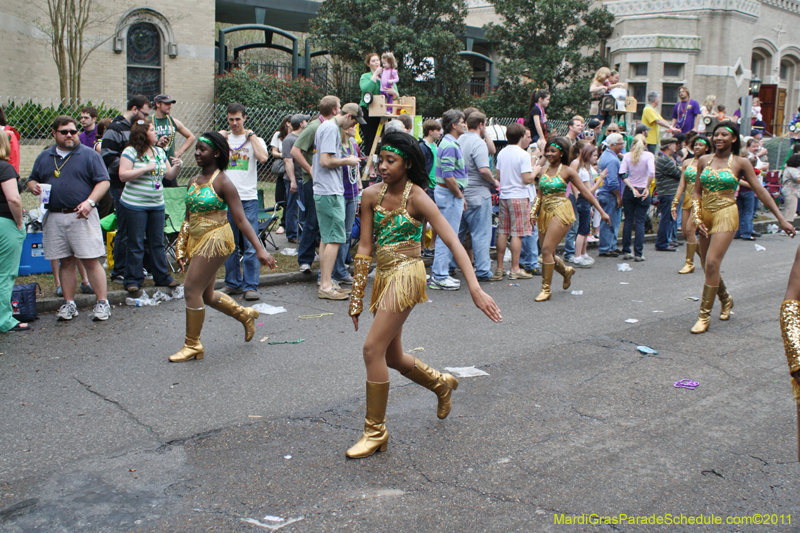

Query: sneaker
<box><xmin>621</xmin><ymin>253</ymin><xmax>634</xmax><ymax>260</ymax></box>
<box><xmin>573</xmin><ymin>256</ymin><xmax>592</xmax><ymax>268</ymax></box>
<box><xmin>299</xmin><ymin>263</ymin><xmax>312</xmax><ymax>274</ymax></box>
<box><xmin>318</xmin><ymin>287</ymin><xmax>349</xmax><ymax>300</ymax></box>
<box><xmin>524</xmin><ymin>267</ymin><xmax>542</xmax><ymax>276</ymax></box>
<box><xmin>564</xmin><ymin>256</ymin><xmax>575</xmax><ymax>263</ymax></box>
<box><xmin>587</xmin><ymin>235</ymin><xmax>599</xmax><ymax>242</ymax></box>
<box><xmin>276</xmin><ymin>226</ymin><xmax>285</xmax><ymax>234</ymax></box>
<box><xmin>92</xmin><ymin>301</ymin><xmax>111</xmax><ymax>321</ymax></box>
<box><xmin>599</xmin><ymin>251</ymin><xmax>619</xmax><ymax>258</ymax></box>
<box><xmin>634</xmin><ymin>255</ymin><xmax>646</xmax><ymax>262</ymax></box>
<box><xmin>111</xmin><ymin>275</ymin><xmax>124</xmax><ymax>284</ymax></box>
<box><xmin>421</xmin><ymin>248</ymin><xmax>435</xmax><ymax>258</ymax></box>
<box><xmin>335</xmin><ymin>274</ymin><xmax>355</xmax><ymax>285</ymax></box>
<box><xmin>57</xmin><ymin>302</ymin><xmax>79</xmax><ymax>321</ymax></box>
<box><xmin>429</xmin><ymin>277</ymin><xmax>460</xmax><ymax>290</ymax></box>
<box><xmin>55</xmin><ymin>285</ymin><xmax>63</xmax><ymax>297</ymax></box>
<box><xmin>221</xmin><ymin>286</ymin><xmax>243</xmax><ymax>295</ymax></box>
<box><xmin>80</xmin><ymin>282</ymin><xmax>94</xmax><ymax>294</ymax></box>
<box><xmin>144</xmin><ymin>269</ymin><xmax>153</xmax><ymax>281</ymax></box>
<box><xmin>447</xmin><ymin>276</ymin><xmax>461</xmax><ymax>286</ymax></box>
<box><xmin>244</xmin><ymin>290</ymin><xmax>260</xmax><ymax>301</ymax></box>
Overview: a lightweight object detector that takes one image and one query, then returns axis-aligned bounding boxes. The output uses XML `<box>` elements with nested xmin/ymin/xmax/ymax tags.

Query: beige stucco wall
<box><xmin>0</xmin><ymin>0</ymin><xmax>216</xmax><ymax>106</ymax></box>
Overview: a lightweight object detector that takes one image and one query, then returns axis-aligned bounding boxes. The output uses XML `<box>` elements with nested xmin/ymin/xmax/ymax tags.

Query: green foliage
<box><xmin>215</xmin><ymin>69</ymin><xmax>325</xmax><ymax>112</ymax></box>
<box><xmin>483</xmin><ymin>0</ymin><xmax>614</xmax><ymax>121</ymax></box>
<box><xmin>3</xmin><ymin>100</ymin><xmax>120</xmax><ymax>139</ymax></box>
<box><xmin>310</xmin><ymin>0</ymin><xmax>471</xmax><ymax>116</ymax></box>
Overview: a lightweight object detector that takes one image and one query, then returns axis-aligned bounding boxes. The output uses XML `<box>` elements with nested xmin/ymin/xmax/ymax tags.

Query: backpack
<box><xmin>11</xmin><ymin>283</ymin><xmax>41</xmax><ymax>323</ymax></box>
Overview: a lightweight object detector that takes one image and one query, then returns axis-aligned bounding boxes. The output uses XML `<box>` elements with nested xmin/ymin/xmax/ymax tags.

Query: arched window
<box><xmin>127</xmin><ymin>22</ymin><xmax>161</xmax><ymax>100</ymax></box>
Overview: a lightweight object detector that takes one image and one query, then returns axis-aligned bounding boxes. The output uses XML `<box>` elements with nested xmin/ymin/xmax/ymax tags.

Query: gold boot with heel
<box><xmin>535</xmin><ymin>262</ymin><xmax>555</xmax><ymax>302</ymax></box>
<box><xmin>691</xmin><ymin>284</ymin><xmax>718</xmax><ymax>334</ymax></box>
<box><xmin>346</xmin><ymin>381</ymin><xmax>390</xmax><ymax>459</ymax></box>
<box><xmin>554</xmin><ymin>255</ymin><xmax>574</xmax><ymax>290</ymax></box>
<box><xmin>402</xmin><ymin>357</ymin><xmax>459</xmax><ymax>419</ymax></box>
<box><xmin>210</xmin><ymin>292</ymin><xmax>259</xmax><ymax>341</ymax></box>
<box><xmin>169</xmin><ymin>307</ymin><xmax>205</xmax><ymax>362</ymax></box>
<box><xmin>718</xmin><ymin>279</ymin><xmax>733</xmax><ymax>320</ymax></box>
<box><xmin>679</xmin><ymin>242</ymin><xmax>698</xmax><ymax>274</ymax></box>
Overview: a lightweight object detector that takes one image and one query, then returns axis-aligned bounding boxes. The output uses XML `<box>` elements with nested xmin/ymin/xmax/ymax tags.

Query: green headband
<box><xmin>550</xmin><ymin>141</ymin><xmax>565</xmax><ymax>153</ymax></box>
<box><xmin>380</xmin><ymin>145</ymin><xmax>408</xmax><ymax>159</ymax></box>
<box><xmin>723</xmin><ymin>126</ymin><xmax>736</xmax><ymax>135</ymax></box>
<box><xmin>197</xmin><ymin>136</ymin><xmax>214</xmax><ymax>146</ymax></box>
<box><xmin>696</xmin><ymin>137</ymin><xmax>712</xmax><ymax>148</ymax></box>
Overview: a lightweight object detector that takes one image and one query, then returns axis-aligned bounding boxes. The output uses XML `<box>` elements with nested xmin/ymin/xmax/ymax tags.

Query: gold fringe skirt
<box><xmin>700</xmin><ymin>192</ymin><xmax>738</xmax><ymax>235</ymax></box>
<box><xmin>369</xmin><ymin>240</ymin><xmax>428</xmax><ymax>314</ymax></box>
<box><xmin>538</xmin><ymin>194</ymin><xmax>576</xmax><ymax>237</ymax></box>
<box><xmin>187</xmin><ymin>210</ymin><xmax>236</xmax><ymax>259</ymax></box>
<box><xmin>681</xmin><ymin>181</ymin><xmax>695</xmax><ymax>210</ymax></box>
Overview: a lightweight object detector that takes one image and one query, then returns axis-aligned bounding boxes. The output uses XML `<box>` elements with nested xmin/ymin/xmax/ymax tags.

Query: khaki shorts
<box><xmin>43</xmin><ymin>210</ymin><xmax>105</xmax><ymax>260</ymax></box>
<box><xmin>314</xmin><ymin>194</ymin><xmax>346</xmax><ymax>244</ymax></box>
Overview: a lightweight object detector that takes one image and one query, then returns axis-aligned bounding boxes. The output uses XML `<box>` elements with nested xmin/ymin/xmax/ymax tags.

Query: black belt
<box><xmin>52</xmin><ymin>207</ymin><xmax>79</xmax><ymax>213</ymax></box>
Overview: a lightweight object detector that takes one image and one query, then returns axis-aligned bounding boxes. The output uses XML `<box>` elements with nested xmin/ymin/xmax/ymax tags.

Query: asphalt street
<box><xmin>2</xmin><ymin>232</ymin><xmax>800</xmax><ymax>532</ymax></box>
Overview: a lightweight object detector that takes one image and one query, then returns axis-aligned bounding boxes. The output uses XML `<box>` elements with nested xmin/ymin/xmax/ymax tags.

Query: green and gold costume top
<box><xmin>539</xmin><ymin>164</ymin><xmax>568</xmax><ymax>195</ymax></box>
<box><xmin>700</xmin><ymin>155</ymin><xmax>738</xmax><ymax>193</ymax></box>
<box><xmin>374</xmin><ymin>181</ymin><xmax>422</xmax><ymax>247</ymax></box>
<box><xmin>187</xmin><ymin>170</ymin><xmax>228</xmax><ymax>213</ymax></box>
<box><xmin>684</xmin><ymin>161</ymin><xmax>697</xmax><ymax>184</ymax></box>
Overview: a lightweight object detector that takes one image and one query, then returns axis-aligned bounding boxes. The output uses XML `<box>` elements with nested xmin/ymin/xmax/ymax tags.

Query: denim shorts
<box><xmin>576</xmin><ymin>196</ymin><xmax>592</xmax><ymax>236</ymax></box>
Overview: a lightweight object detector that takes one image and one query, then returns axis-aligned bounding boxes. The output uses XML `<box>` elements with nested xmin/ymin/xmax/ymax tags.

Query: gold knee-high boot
<box><xmin>402</xmin><ymin>357</ymin><xmax>459</xmax><ymax>419</ymax></box>
<box><xmin>718</xmin><ymin>279</ymin><xmax>733</xmax><ymax>320</ymax></box>
<box><xmin>679</xmin><ymin>242</ymin><xmax>697</xmax><ymax>274</ymax></box>
<box><xmin>169</xmin><ymin>307</ymin><xmax>205</xmax><ymax>362</ymax></box>
<box><xmin>535</xmin><ymin>262</ymin><xmax>555</xmax><ymax>302</ymax></box>
<box><xmin>346</xmin><ymin>381</ymin><xmax>390</xmax><ymax>459</ymax></box>
<box><xmin>691</xmin><ymin>284</ymin><xmax>718</xmax><ymax>334</ymax></box>
<box><xmin>209</xmin><ymin>292</ymin><xmax>259</xmax><ymax>342</ymax></box>
<box><xmin>553</xmin><ymin>255</ymin><xmax>574</xmax><ymax>290</ymax></box>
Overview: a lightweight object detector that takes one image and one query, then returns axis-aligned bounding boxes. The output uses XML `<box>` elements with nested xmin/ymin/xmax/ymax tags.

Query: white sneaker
<box><xmin>299</xmin><ymin>263</ymin><xmax>312</xmax><ymax>274</ymax></box>
<box><xmin>57</xmin><ymin>302</ymin><xmax>79</xmax><ymax>321</ymax></box>
<box><xmin>573</xmin><ymin>256</ymin><xmax>592</xmax><ymax>268</ymax></box>
<box><xmin>429</xmin><ymin>277</ymin><xmax>460</xmax><ymax>290</ymax></box>
<box><xmin>446</xmin><ymin>275</ymin><xmax>461</xmax><ymax>286</ymax></box>
<box><xmin>92</xmin><ymin>301</ymin><xmax>111</xmax><ymax>321</ymax></box>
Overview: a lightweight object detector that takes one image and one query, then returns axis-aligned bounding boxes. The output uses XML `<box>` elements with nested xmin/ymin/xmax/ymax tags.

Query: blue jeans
<box><xmin>124</xmin><ymin>207</ymin><xmax>173</xmax><ymax>287</ymax></box>
<box><xmin>621</xmin><ymin>187</ymin><xmax>651</xmax><ymax>257</ymax></box>
<box><xmin>735</xmin><ymin>189</ymin><xmax>755</xmax><ymax>238</ymax></box>
<box><xmin>224</xmin><ymin>199</ymin><xmax>260</xmax><ymax>292</ymax></box>
<box><xmin>655</xmin><ymin>194</ymin><xmax>675</xmax><ymax>250</ymax></box>
<box><xmin>457</xmin><ymin>196</ymin><xmax>493</xmax><ymax>280</ymax></box>
<box><xmin>333</xmin><ymin>196</ymin><xmax>357</xmax><ymax>280</ymax></box>
<box><xmin>284</xmin><ymin>178</ymin><xmax>300</xmax><ymax>241</ymax></box>
<box><xmin>563</xmin><ymin>195</ymin><xmax>578</xmax><ymax>259</ymax></box>
<box><xmin>597</xmin><ymin>192</ymin><xmax>620</xmax><ymax>253</ymax></box>
<box><xmin>521</xmin><ymin>225</ymin><xmax>539</xmax><ymax>271</ymax></box>
<box><xmin>110</xmin><ymin>187</ymin><xmax>127</xmax><ymax>278</ymax></box>
<box><xmin>298</xmin><ymin>180</ymin><xmax>319</xmax><ymax>266</ymax></box>
<box><xmin>432</xmin><ymin>186</ymin><xmax>463</xmax><ymax>281</ymax></box>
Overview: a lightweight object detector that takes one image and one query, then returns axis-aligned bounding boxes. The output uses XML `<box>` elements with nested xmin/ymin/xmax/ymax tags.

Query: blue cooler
<box><xmin>18</xmin><ymin>232</ymin><xmax>52</xmax><ymax>276</ymax></box>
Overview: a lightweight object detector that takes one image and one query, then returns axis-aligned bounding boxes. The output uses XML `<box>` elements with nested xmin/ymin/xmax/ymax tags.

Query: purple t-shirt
<box><xmin>79</xmin><ymin>127</ymin><xmax>96</xmax><ymax>149</ymax></box>
<box><xmin>672</xmin><ymin>99</ymin><xmax>701</xmax><ymax>133</ymax></box>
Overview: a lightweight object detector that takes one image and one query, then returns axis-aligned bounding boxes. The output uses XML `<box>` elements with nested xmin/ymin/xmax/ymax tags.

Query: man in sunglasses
<box><xmin>27</xmin><ymin>115</ymin><xmax>111</xmax><ymax>321</ymax></box>
<box><xmin>100</xmin><ymin>95</ymin><xmax>151</xmax><ymax>283</ymax></box>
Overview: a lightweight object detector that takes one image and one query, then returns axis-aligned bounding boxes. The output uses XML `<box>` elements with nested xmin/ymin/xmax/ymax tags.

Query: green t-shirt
<box><xmin>294</xmin><ymin>117</ymin><xmax>322</xmax><ymax>184</ymax></box>
<box><xmin>153</xmin><ymin>115</ymin><xmax>176</xmax><ymax>158</ymax></box>
<box><xmin>426</xmin><ymin>140</ymin><xmax>437</xmax><ymax>188</ymax></box>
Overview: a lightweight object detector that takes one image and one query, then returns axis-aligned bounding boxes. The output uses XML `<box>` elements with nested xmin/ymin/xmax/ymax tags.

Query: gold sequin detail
<box><xmin>349</xmin><ymin>254</ymin><xmax>372</xmax><ymax>316</ymax></box>
<box><xmin>780</xmin><ymin>300</ymin><xmax>800</xmax><ymax>374</ymax></box>
<box><xmin>539</xmin><ymin>165</ymin><xmax>567</xmax><ymax>195</ymax></box>
<box><xmin>538</xmin><ymin>194</ymin><xmax>575</xmax><ymax>237</ymax></box>
<box><xmin>700</xmin><ymin>155</ymin><xmax>738</xmax><ymax>193</ymax></box>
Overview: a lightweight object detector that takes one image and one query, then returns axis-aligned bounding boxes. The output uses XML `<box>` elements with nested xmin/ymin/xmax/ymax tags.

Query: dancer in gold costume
<box><xmin>170</xmin><ymin>132</ymin><xmax>277</xmax><ymax>362</ymax></box>
<box><xmin>780</xmin><ymin>251</ymin><xmax>800</xmax><ymax>459</ymax></box>
<box><xmin>691</xmin><ymin>122</ymin><xmax>794</xmax><ymax>333</ymax></box>
<box><xmin>347</xmin><ymin>132</ymin><xmax>502</xmax><ymax>458</ymax></box>
<box><xmin>530</xmin><ymin>137</ymin><xmax>610</xmax><ymax>302</ymax></box>
<box><xmin>672</xmin><ymin>136</ymin><xmax>712</xmax><ymax>274</ymax></box>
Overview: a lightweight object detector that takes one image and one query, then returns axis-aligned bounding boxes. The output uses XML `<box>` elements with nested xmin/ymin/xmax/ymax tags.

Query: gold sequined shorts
<box><xmin>187</xmin><ymin>210</ymin><xmax>236</xmax><ymax>259</ymax></box>
<box><xmin>538</xmin><ymin>195</ymin><xmax>576</xmax><ymax>237</ymax></box>
<box><xmin>370</xmin><ymin>241</ymin><xmax>428</xmax><ymax>313</ymax></box>
<box><xmin>700</xmin><ymin>193</ymin><xmax>738</xmax><ymax>235</ymax></box>
<box><xmin>681</xmin><ymin>181</ymin><xmax>695</xmax><ymax>211</ymax></box>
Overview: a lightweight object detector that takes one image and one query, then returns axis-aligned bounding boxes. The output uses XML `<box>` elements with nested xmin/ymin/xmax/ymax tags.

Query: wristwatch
<box><xmin>88</xmin><ymin>199</ymin><xmax>96</xmax><ymax>208</ymax></box>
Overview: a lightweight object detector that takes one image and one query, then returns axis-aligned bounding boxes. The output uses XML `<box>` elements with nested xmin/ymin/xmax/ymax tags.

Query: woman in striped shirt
<box><xmin>119</xmin><ymin>119</ymin><xmax>181</xmax><ymax>292</ymax></box>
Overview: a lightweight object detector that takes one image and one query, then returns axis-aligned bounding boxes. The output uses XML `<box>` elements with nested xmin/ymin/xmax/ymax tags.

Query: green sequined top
<box><xmin>700</xmin><ymin>155</ymin><xmax>738</xmax><ymax>193</ymax></box>
<box><xmin>186</xmin><ymin>170</ymin><xmax>228</xmax><ymax>213</ymax></box>
<box><xmin>539</xmin><ymin>164</ymin><xmax>568</xmax><ymax>195</ymax></box>
<box><xmin>684</xmin><ymin>162</ymin><xmax>697</xmax><ymax>184</ymax></box>
<box><xmin>374</xmin><ymin>182</ymin><xmax>422</xmax><ymax>247</ymax></box>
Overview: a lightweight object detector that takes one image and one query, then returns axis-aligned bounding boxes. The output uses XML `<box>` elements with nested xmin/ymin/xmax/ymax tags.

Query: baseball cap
<box><xmin>290</xmin><ymin>114</ymin><xmax>310</xmax><ymax>129</ymax></box>
<box><xmin>153</xmin><ymin>94</ymin><xmax>176</xmax><ymax>104</ymax></box>
<box><xmin>341</xmin><ymin>103</ymin><xmax>367</xmax><ymax>125</ymax></box>
<box><xmin>660</xmin><ymin>137</ymin><xmax>679</xmax><ymax>147</ymax></box>
<box><xmin>635</xmin><ymin>124</ymin><xmax>650</xmax><ymax>135</ymax></box>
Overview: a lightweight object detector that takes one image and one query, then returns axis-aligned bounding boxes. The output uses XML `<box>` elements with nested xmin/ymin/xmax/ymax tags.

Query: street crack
<box><xmin>74</xmin><ymin>377</ymin><xmax>160</xmax><ymax>439</ymax></box>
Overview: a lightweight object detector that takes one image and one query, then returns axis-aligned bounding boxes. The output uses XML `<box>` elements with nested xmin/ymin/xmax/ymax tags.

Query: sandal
<box><xmin>489</xmin><ymin>269</ymin><xmax>504</xmax><ymax>281</ymax></box>
<box><xmin>10</xmin><ymin>323</ymin><xmax>33</xmax><ymax>332</ymax></box>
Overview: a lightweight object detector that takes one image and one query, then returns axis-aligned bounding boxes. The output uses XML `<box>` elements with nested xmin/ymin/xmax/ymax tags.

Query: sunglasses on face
<box><xmin>57</xmin><ymin>129</ymin><xmax>79</xmax><ymax>136</ymax></box>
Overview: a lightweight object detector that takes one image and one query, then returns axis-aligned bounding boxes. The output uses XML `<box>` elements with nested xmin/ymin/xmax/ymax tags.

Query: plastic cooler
<box><xmin>18</xmin><ymin>232</ymin><xmax>52</xmax><ymax>275</ymax></box>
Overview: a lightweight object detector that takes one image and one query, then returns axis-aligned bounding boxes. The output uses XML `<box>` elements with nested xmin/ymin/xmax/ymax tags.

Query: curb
<box><xmin>34</xmin><ymin>217</ymin><xmax>795</xmax><ymax>314</ymax></box>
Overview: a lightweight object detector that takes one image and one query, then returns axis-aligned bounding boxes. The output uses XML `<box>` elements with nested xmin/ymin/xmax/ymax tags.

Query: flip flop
<box><xmin>10</xmin><ymin>323</ymin><xmax>33</xmax><ymax>332</ymax></box>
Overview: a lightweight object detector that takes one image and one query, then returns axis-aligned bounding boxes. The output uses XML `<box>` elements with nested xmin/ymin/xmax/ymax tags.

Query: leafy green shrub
<box><xmin>215</xmin><ymin>69</ymin><xmax>325</xmax><ymax>111</ymax></box>
<box><xmin>4</xmin><ymin>100</ymin><xmax>121</xmax><ymax>139</ymax></box>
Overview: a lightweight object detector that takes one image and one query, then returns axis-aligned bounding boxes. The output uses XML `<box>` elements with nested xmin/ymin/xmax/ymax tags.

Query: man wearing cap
<box><xmin>282</xmin><ymin>114</ymin><xmax>308</xmax><ymax>243</ymax></box>
<box><xmin>152</xmin><ymin>95</ymin><xmax>195</xmax><ymax>186</ymax></box>
<box><xmin>654</xmin><ymin>137</ymin><xmax>682</xmax><ymax>252</ymax></box>
<box><xmin>642</xmin><ymin>92</ymin><xmax>678</xmax><ymax>154</ymax></box>
<box><xmin>312</xmin><ymin>102</ymin><xmax>364</xmax><ymax>300</ymax></box>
